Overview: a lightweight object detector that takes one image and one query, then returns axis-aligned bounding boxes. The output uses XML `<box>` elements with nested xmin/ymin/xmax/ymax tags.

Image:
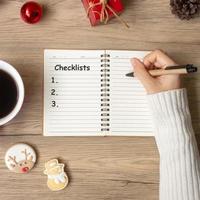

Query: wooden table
<box><xmin>0</xmin><ymin>0</ymin><xmax>200</xmax><ymax>199</ymax></box>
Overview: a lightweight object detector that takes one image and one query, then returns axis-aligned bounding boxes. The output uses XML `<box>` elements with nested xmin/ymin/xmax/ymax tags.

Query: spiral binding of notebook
<box><xmin>100</xmin><ymin>53</ymin><xmax>110</xmax><ymax>134</ymax></box>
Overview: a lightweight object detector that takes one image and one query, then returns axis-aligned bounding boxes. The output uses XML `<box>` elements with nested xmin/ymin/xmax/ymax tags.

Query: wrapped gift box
<box><xmin>82</xmin><ymin>0</ymin><xmax>124</xmax><ymax>26</ymax></box>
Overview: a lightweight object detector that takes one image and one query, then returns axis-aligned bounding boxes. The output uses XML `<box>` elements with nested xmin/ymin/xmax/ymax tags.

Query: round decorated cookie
<box><xmin>5</xmin><ymin>143</ymin><xmax>37</xmax><ymax>174</ymax></box>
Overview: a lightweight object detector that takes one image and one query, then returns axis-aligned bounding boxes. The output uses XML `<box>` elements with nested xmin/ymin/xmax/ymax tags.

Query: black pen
<box><xmin>126</xmin><ymin>64</ymin><xmax>198</xmax><ymax>77</ymax></box>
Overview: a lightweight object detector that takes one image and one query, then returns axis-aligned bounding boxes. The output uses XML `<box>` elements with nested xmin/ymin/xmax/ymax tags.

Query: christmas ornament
<box><xmin>21</xmin><ymin>1</ymin><xmax>42</xmax><ymax>24</ymax></box>
<box><xmin>82</xmin><ymin>0</ymin><xmax>129</xmax><ymax>27</ymax></box>
<box><xmin>170</xmin><ymin>0</ymin><xmax>200</xmax><ymax>20</ymax></box>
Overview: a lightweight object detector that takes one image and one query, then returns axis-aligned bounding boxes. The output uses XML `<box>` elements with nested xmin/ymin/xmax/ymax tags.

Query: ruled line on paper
<box><xmin>110</xmin><ymin>131</ymin><xmax>151</xmax><ymax>133</ymax></box>
<box><xmin>48</xmin><ymin>79</ymin><xmax>101</xmax><ymax>83</ymax></box>
<box><xmin>48</xmin><ymin>74</ymin><xmax>101</xmax><ymax>77</ymax></box>
<box><xmin>47</xmin><ymin>131</ymin><xmax>101</xmax><ymax>133</ymax></box>
<box><xmin>48</xmin><ymin>100</ymin><xmax>100</xmax><ymax>104</ymax></box>
<box><xmin>48</xmin><ymin>95</ymin><xmax>100</xmax><ymax>98</ymax></box>
<box><xmin>47</xmin><ymin>117</ymin><xmax>100</xmax><ymax>120</ymax></box>
<box><xmin>52</xmin><ymin>90</ymin><xmax>101</xmax><ymax>93</ymax></box>
<box><xmin>51</xmin><ymin>83</ymin><xmax>100</xmax><ymax>86</ymax></box>
<box><xmin>49</xmin><ymin>123</ymin><xmax>101</xmax><ymax>126</ymax></box>
<box><xmin>48</xmin><ymin>114</ymin><xmax>101</xmax><ymax>116</ymax></box>
<box><xmin>46</xmin><ymin>131</ymin><xmax>102</xmax><ymax>135</ymax></box>
<box><xmin>48</xmin><ymin>61</ymin><xmax>101</xmax><ymax>63</ymax></box>
<box><xmin>109</xmin><ymin>98</ymin><xmax>147</xmax><ymax>102</ymax></box>
<box><xmin>110</xmin><ymin>80</ymin><xmax>141</xmax><ymax>83</ymax></box>
<box><xmin>48</xmin><ymin>126</ymin><xmax>101</xmax><ymax>129</ymax></box>
<box><xmin>51</xmin><ymin>105</ymin><xmax>100</xmax><ymax>108</ymax></box>
<box><xmin>48</xmin><ymin>108</ymin><xmax>101</xmax><ymax>111</ymax></box>
<box><xmin>110</xmin><ymin>89</ymin><xmax>145</xmax><ymax>92</ymax></box>
<box><xmin>48</xmin><ymin>57</ymin><xmax>102</xmax><ymax>60</ymax></box>
<box><xmin>48</xmin><ymin>98</ymin><xmax>101</xmax><ymax>101</ymax></box>
<box><xmin>109</xmin><ymin>113</ymin><xmax>150</xmax><ymax>116</ymax></box>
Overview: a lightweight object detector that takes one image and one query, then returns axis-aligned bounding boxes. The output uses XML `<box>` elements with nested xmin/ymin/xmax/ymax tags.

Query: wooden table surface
<box><xmin>0</xmin><ymin>0</ymin><xmax>200</xmax><ymax>199</ymax></box>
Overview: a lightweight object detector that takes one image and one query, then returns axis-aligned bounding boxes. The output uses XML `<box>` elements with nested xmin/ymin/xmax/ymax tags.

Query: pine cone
<box><xmin>170</xmin><ymin>0</ymin><xmax>200</xmax><ymax>20</ymax></box>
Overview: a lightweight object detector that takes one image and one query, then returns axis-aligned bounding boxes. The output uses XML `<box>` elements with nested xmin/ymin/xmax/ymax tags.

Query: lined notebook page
<box><xmin>44</xmin><ymin>50</ymin><xmax>103</xmax><ymax>136</ymax></box>
<box><xmin>108</xmin><ymin>50</ymin><xmax>153</xmax><ymax>136</ymax></box>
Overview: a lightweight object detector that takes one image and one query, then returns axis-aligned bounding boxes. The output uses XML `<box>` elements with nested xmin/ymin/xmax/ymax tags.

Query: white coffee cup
<box><xmin>0</xmin><ymin>60</ymin><xmax>24</xmax><ymax>126</ymax></box>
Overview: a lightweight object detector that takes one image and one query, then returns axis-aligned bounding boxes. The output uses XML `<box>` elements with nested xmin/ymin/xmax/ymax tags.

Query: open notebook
<box><xmin>44</xmin><ymin>50</ymin><xmax>153</xmax><ymax>136</ymax></box>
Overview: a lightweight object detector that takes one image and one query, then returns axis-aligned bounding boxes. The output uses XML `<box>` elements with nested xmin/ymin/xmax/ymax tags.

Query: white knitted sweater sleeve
<box><xmin>147</xmin><ymin>88</ymin><xmax>200</xmax><ymax>200</ymax></box>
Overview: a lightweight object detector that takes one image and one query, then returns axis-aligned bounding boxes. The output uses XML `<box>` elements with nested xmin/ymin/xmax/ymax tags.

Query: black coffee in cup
<box><xmin>0</xmin><ymin>70</ymin><xmax>18</xmax><ymax>118</ymax></box>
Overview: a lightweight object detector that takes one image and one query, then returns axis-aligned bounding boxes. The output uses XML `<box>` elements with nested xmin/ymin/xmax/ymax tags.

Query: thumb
<box><xmin>131</xmin><ymin>58</ymin><xmax>155</xmax><ymax>91</ymax></box>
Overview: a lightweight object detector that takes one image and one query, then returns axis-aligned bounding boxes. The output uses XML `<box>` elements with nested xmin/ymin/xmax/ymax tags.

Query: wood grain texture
<box><xmin>0</xmin><ymin>136</ymin><xmax>159</xmax><ymax>200</ymax></box>
<box><xmin>0</xmin><ymin>0</ymin><xmax>200</xmax><ymax>199</ymax></box>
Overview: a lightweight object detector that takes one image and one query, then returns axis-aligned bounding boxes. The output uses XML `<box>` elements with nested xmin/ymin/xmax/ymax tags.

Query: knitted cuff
<box><xmin>147</xmin><ymin>88</ymin><xmax>195</xmax><ymax>156</ymax></box>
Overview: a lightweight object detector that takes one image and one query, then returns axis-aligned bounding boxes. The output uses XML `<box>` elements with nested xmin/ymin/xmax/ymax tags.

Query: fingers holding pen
<box><xmin>130</xmin><ymin>50</ymin><xmax>181</xmax><ymax>94</ymax></box>
<box><xmin>143</xmin><ymin>50</ymin><xmax>177</xmax><ymax>69</ymax></box>
<box><xmin>131</xmin><ymin>58</ymin><xmax>157</xmax><ymax>93</ymax></box>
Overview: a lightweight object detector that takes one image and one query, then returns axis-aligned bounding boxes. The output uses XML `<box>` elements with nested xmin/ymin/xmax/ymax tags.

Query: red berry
<box><xmin>20</xmin><ymin>1</ymin><xmax>42</xmax><ymax>24</ymax></box>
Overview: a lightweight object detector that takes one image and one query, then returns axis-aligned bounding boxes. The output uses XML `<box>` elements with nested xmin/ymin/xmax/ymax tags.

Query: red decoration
<box><xmin>21</xmin><ymin>1</ymin><xmax>42</xmax><ymax>24</ymax></box>
<box><xmin>21</xmin><ymin>167</ymin><xmax>29</xmax><ymax>173</ymax></box>
<box><xmin>82</xmin><ymin>0</ymin><xmax>128</xmax><ymax>27</ymax></box>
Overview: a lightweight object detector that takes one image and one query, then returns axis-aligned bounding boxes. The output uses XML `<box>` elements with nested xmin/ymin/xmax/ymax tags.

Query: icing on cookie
<box><xmin>44</xmin><ymin>159</ymin><xmax>69</xmax><ymax>191</ymax></box>
<box><xmin>5</xmin><ymin>143</ymin><xmax>36</xmax><ymax>174</ymax></box>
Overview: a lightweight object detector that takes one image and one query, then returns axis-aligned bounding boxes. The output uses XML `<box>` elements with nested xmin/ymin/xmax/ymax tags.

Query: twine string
<box><xmin>87</xmin><ymin>0</ymin><xmax>129</xmax><ymax>28</ymax></box>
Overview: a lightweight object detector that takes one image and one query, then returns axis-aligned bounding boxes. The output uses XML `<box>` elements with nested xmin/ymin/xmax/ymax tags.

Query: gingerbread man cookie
<box><xmin>5</xmin><ymin>143</ymin><xmax>37</xmax><ymax>174</ymax></box>
<box><xmin>44</xmin><ymin>159</ymin><xmax>69</xmax><ymax>191</ymax></box>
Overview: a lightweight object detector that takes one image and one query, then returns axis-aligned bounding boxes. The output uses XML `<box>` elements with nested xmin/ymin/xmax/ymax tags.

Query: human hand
<box><xmin>131</xmin><ymin>50</ymin><xmax>181</xmax><ymax>94</ymax></box>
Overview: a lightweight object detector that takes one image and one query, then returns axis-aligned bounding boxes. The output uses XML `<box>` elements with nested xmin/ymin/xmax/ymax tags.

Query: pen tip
<box><xmin>126</xmin><ymin>72</ymin><xmax>134</xmax><ymax>77</ymax></box>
